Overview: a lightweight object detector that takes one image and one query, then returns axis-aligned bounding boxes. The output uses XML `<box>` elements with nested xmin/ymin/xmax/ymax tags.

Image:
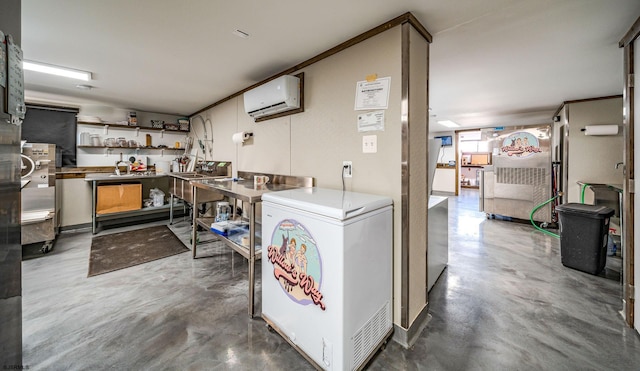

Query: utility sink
<box><xmin>169</xmin><ymin>172</ymin><xmax>224</xmax><ymax>204</ymax></box>
<box><xmin>180</xmin><ymin>173</ymin><xmax>210</xmax><ymax>179</ymax></box>
<box><xmin>169</xmin><ymin>172</ymin><xmax>219</xmax><ymax>181</ymax></box>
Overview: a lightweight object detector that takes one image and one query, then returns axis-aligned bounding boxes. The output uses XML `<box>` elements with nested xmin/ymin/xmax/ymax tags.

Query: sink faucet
<box><xmin>115</xmin><ymin>160</ymin><xmax>131</xmax><ymax>175</ymax></box>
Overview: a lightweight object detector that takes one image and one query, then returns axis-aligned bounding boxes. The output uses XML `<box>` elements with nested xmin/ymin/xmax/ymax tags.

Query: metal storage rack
<box><xmin>190</xmin><ymin>172</ymin><xmax>313</xmax><ymax>318</ymax></box>
<box><xmin>84</xmin><ymin>173</ymin><xmax>182</xmax><ymax>234</ymax></box>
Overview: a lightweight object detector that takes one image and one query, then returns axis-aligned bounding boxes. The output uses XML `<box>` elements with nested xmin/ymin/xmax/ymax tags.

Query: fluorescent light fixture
<box><xmin>23</xmin><ymin>60</ymin><xmax>92</xmax><ymax>81</ymax></box>
<box><xmin>437</xmin><ymin>120</ymin><xmax>459</xmax><ymax>128</ymax></box>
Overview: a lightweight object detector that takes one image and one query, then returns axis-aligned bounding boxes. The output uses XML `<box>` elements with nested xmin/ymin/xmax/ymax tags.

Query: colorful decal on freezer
<box><xmin>267</xmin><ymin>219</ymin><xmax>326</xmax><ymax>310</ymax></box>
<box><xmin>500</xmin><ymin>131</ymin><xmax>542</xmax><ymax>158</ymax></box>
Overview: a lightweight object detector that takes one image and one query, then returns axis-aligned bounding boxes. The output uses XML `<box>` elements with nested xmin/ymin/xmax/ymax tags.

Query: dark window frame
<box><xmin>22</xmin><ymin>103</ymin><xmax>79</xmax><ymax>167</ymax></box>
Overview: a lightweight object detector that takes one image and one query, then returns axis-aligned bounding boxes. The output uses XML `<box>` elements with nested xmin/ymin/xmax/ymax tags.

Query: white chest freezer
<box><xmin>261</xmin><ymin>187</ymin><xmax>393</xmax><ymax>370</ymax></box>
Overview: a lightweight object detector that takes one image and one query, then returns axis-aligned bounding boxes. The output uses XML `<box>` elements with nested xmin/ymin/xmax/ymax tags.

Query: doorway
<box><xmin>456</xmin><ymin>129</ymin><xmax>490</xmax><ymax>205</ymax></box>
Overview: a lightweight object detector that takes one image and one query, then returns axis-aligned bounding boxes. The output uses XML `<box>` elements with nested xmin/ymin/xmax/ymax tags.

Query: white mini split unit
<box><xmin>243</xmin><ymin>75</ymin><xmax>300</xmax><ymax>119</ymax></box>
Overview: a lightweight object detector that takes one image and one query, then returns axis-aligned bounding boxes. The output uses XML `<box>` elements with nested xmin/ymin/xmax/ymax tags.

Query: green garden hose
<box><xmin>580</xmin><ymin>183</ymin><xmax>588</xmax><ymax>204</ymax></box>
<box><xmin>530</xmin><ymin>195</ymin><xmax>560</xmax><ymax>238</ymax></box>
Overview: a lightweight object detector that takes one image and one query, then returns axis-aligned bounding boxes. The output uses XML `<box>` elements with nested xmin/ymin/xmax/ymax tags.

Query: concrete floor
<box><xmin>22</xmin><ymin>190</ymin><xmax>640</xmax><ymax>370</ymax></box>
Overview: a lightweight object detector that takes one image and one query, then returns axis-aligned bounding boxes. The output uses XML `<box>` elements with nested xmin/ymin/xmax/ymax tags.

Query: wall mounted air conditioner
<box><xmin>243</xmin><ymin>75</ymin><xmax>300</xmax><ymax>119</ymax></box>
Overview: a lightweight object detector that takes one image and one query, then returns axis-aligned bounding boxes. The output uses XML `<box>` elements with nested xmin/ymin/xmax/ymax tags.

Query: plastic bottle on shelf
<box><xmin>607</xmin><ymin>235</ymin><xmax>617</xmax><ymax>256</ymax></box>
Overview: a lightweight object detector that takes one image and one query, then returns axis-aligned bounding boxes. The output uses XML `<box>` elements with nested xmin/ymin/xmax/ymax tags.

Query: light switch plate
<box><xmin>363</xmin><ymin>135</ymin><xmax>377</xmax><ymax>153</ymax></box>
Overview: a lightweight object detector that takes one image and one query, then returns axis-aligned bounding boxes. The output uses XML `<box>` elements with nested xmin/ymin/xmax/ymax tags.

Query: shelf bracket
<box><xmin>103</xmin><ymin>124</ymin><xmax>109</xmax><ymax>135</ymax></box>
<box><xmin>161</xmin><ymin>149</ymin><xmax>165</xmax><ymax>157</ymax></box>
<box><xmin>161</xmin><ymin>129</ymin><xmax>165</xmax><ymax>138</ymax></box>
<box><xmin>135</xmin><ymin>127</ymin><xmax>140</xmax><ymax>137</ymax></box>
<box><xmin>104</xmin><ymin>148</ymin><xmax>112</xmax><ymax>157</ymax></box>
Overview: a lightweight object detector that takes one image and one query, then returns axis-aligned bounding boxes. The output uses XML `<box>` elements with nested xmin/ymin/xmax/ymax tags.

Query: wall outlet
<box><xmin>343</xmin><ymin>161</ymin><xmax>352</xmax><ymax>177</ymax></box>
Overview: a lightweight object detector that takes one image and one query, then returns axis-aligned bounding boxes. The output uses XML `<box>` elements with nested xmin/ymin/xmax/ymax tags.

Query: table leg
<box><xmin>169</xmin><ymin>194</ymin><xmax>174</xmax><ymax>225</ymax></box>
<box><xmin>191</xmin><ymin>188</ymin><xmax>198</xmax><ymax>258</ymax></box>
<box><xmin>91</xmin><ymin>181</ymin><xmax>97</xmax><ymax>234</ymax></box>
<box><xmin>248</xmin><ymin>202</ymin><xmax>255</xmax><ymax>318</ymax></box>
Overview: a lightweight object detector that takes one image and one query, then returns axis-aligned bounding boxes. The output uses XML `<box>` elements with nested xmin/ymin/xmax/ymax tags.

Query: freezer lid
<box><xmin>262</xmin><ymin>187</ymin><xmax>392</xmax><ymax>220</ymax></box>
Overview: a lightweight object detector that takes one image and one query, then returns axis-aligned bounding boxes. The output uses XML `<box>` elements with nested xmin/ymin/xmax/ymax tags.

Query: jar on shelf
<box><xmin>80</xmin><ymin>132</ymin><xmax>91</xmax><ymax>145</ymax></box>
<box><xmin>128</xmin><ymin>111</ymin><xmax>137</xmax><ymax>126</ymax></box>
<box><xmin>90</xmin><ymin>134</ymin><xmax>101</xmax><ymax>146</ymax></box>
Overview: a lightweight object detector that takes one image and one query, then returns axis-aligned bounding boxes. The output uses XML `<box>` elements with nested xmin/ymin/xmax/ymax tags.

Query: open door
<box><xmin>620</xmin><ymin>17</ymin><xmax>639</xmax><ymax>330</ymax></box>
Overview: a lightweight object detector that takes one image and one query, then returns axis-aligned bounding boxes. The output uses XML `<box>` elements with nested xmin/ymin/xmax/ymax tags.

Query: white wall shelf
<box><xmin>77</xmin><ymin>145</ymin><xmax>184</xmax><ymax>151</ymax></box>
<box><xmin>78</xmin><ymin>121</ymin><xmax>188</xmax><ymax>134</ymax></box>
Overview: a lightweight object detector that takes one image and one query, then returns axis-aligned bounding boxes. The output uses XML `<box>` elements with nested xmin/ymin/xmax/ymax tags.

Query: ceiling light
<box><xmin>75</xmin><ymin>84</ymin><xmax>93</xmax><ymax>90</ymax></box>
<box><xmin>437</xmin><ymin>120</ymin><xmax>459</xmax><ymax>128</ymax></box>
<box><xmin>23</xmin><ymin>60</ymin><xmax>92</xmax><ymax>81</ymax></box>
<box><xmin>232</xmin><ymin>29</ymin><xmax>250</xmax><ymax>38</ymax></box>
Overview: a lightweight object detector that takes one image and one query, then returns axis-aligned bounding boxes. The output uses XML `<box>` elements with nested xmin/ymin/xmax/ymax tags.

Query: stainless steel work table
<box><xmin>85</xmin><ymin>172</ymin><xmax>170</xmax><ymax>234</ymax></box>
<box><xmin>190</xmin><ymin>173</ymin><xmax>313</xmax><ymax>318</ymax></box>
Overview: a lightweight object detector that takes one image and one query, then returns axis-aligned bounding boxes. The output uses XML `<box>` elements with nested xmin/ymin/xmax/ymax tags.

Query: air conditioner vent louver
<box><xmin>243</xmin><ymin>75</ymin><xmax>300</xmax><ymax>119</ymax></box>
<box><xmin>246</xmin><ymin>101</ymin><xmax>289</xmax><ymax>117</ymax></box>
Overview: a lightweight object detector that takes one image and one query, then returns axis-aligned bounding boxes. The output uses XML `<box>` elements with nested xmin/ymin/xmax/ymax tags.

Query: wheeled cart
<box><xmin>21</xmin><ymin>143</ymin><xmax>58</xmax><ymax>253</ymax></box>
<box><xmin>262</xmin><ymin>188</ymin><xmax>393</xmax><ymax>370</ymax></box>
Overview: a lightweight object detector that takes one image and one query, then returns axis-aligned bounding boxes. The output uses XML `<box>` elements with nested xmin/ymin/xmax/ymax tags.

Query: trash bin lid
<box><xmin>555</xmin><ymin>203</ymin><xmax>614</xmax><ymax>218</ymax></box>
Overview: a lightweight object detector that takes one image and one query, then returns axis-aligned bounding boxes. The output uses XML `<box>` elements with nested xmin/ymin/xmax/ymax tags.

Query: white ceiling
<box><xmin>19</xmin><ymin>0</ymin><xmax>640</xmax><ymax>132</ymax></box>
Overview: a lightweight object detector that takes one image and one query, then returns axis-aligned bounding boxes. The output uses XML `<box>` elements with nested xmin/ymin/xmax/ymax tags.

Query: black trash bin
<box><xmin>555</xmin><ymin>203</ymin><xmax>615</xmax><ymax>275</ymax></box>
